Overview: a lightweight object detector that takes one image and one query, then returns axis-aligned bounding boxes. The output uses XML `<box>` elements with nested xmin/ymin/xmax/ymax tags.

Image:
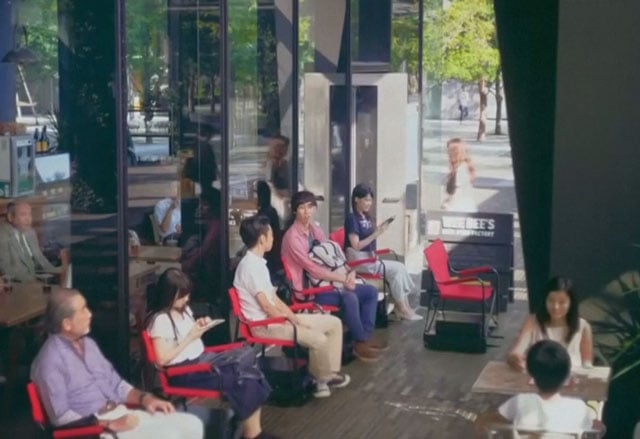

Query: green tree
<box><xmin>391</xmin><ymin>10</ymin><xmax>420</xmax><ymax>95</ymax></box>
<box><xmin>424</xmin><ymin>0</ymin><xmax>500</xmax><ymax>140</ymax></box>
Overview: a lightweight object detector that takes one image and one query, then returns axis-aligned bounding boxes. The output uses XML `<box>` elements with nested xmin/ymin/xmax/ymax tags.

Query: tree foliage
<box><xmin>423</xmin><ymin>0</ymin><xmax>500</xmax><ymax>138</ymax></box>
<box><xmin>424</xmin><ymin>0</ymin><xmax>499</xmax><ymax>84</ymax></box>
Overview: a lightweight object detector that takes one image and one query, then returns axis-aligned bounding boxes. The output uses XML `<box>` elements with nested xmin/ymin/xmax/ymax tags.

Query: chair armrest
<box><xmin>296</xmin><ymin>285</ymin><xmax>334</xmax><ymax>295</ymax></box>
<box><xmin>246</xmin><ymin>316</ymin><xmax>290</xmax><ymax>327</ymax></box>
<box><xmin>204</xmin><ymin>342</ymin><xmax>245</xmax><ymax>353</ymax></box>
<box><xmin>56</xmin><ymin>425</ymin><xmax>107</xmax><ymax>438</ymax></box>
<box><xmin>440</xmin><ymin>276</ymin><xmax>485</xmax><ymax>286</ymax></box>
<box><xmin>456</xmin><ymin>265</ymin><xmax>495</xmax><ymax>276</ymax></box>
<box><xmin>485</xmin><ymin>423</ymin><xmax>604</xmax><ymax>438</ymax></box>
<box><xmin>357</xmin><ymin>273</ymin><xmax>382</xmax><ymax>280</ymax></box>
<box><xmin>165</xmin><ymin>363</ymin><xmax>211</xmax><ymax>377</ymax></box>
<box><xmin>376</xmin><ymin>248</ymin><xmax>398</xmax><ymax>260</ymax></box>
<box><xmin>290</xmin><ymin>303</ymin><xmax>317</xmax><ymax>312</ymax></box>
<box><xmin>347</xmin><ymin>257</ymin><xmax>377</xmax><ymax>267</ymax></box>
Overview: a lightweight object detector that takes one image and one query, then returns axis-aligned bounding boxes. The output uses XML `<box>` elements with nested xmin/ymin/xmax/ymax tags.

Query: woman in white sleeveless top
<box><xmin>508</xmin><ymin>276</ymin><xmax>593</xmax><ymax>371</ymax></box>
<box><xmin>441</xmin><ymin>138</ymin><xmax>478</xmax><ymax>213</ymax></box>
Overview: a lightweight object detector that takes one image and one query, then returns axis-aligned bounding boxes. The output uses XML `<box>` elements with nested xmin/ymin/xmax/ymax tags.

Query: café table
<box><xmin>471</xmin><ymin>360</ymin><xmax>611</xmax><ymax>402</ymax></box>
<box><xmin>0</xmin><ymin>282</ymin><xmax>52</xmax><ymax>416</ymax></box>
<box><xmin>0</xmin><ymin>282</ymin><xmax>50</xmax><ymax>327</ymax></box>
<box><xmin>131</xmin><ymin>245</ymin><xmax>182</xmax><ymax>264</ymax></box>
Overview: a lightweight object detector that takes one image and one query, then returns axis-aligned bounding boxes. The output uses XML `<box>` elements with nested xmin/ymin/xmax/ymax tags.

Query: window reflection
<box><xmin>126</xmin><ymin>1</ymin><xmax>226</xmax><ymax>347</ymax></box>
<box><xmin>228</xmin><ymin>0</ymin><xmax>294</xmax><ymax>269</ymax></box>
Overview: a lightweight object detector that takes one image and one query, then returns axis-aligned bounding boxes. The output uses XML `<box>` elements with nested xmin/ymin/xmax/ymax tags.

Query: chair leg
<box><xmin>424</xmin><ymin>296</ymin><xmax>440</xmax><ymax>333</ymax></box>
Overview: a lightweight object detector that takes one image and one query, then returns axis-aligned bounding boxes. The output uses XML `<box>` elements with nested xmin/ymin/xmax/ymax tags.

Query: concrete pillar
<box><xmin>311</xmin><ymin>0</ymin><xmax>345</xmax><ymax>73</ymax></box>
<box><xmin>356</xmin><ymin>0</ymin><xmax>391</xmax><ymax>64</ymax></box>
<box><xmin>274</xmin><ymin>0</ymin><xmax>293</xmax><ymax>137</ymax></box>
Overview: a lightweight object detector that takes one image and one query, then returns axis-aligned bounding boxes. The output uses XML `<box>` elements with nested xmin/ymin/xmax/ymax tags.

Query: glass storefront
<box><xmin>0</xmin><ymin>0</ymin><xmax>465</xmax><ymax>380</ymax></box>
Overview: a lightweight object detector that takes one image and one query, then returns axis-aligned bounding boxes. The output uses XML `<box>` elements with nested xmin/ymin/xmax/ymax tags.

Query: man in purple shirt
<box><xmin>31</xmin><ymin>288</ymin><xmax>203</xmax><ymax>438</ymax></box>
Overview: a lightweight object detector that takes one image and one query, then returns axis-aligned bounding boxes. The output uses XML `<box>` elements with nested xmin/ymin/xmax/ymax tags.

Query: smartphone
<box><xmin>203</xmin><ymin>318</ymin><xmax>226</xmax><ymax>330</ymax></box>
<box><xmin>382</xmin><ymin>216</ymin><xmax>396</xmax><ymax>226</ymax></box>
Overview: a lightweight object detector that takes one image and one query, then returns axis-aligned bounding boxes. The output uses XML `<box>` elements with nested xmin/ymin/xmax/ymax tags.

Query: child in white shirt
<box><xmin>477</xmin><ymin>340</ymin><xmax>603</xmax><ymax>436</ymax></box>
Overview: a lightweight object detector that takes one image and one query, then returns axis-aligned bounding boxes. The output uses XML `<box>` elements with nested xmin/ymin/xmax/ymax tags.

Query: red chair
<box><xmin>27</xmin><ymin>382</ymin><xmax>105</xmax><ymax>438</ymax></box>
<box><xmin>228</xmin><ymin>287</ymin><xmax>302</xmax><ymax>351</ymax></box>
<box><xmin>140</xmin><ymin>330</ymin><xmax>244</xmax><ymax>402</ymax></box>
<box><xmin>423</xmin><ymin>239</ymin><xmax>498</xmax><ymax>335</ymax></box>
<box><xmin>228</xmin><ymin>287</ymin><xmax>313</xmax><ymax>405</ymax></box>
<box><xmin>280</xmin><ymin>258</ymin><xmax>338</xmax><ymax>313</ymax></box>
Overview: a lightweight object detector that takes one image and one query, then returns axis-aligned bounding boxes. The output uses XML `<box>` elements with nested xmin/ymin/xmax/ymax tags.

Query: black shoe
<box><xmin>245</xmin><ymin>433</ymin><xmax>282</xmax><ymax>439</ymax></box>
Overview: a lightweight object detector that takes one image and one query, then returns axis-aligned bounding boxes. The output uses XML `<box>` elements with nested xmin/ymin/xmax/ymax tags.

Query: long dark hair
<box><xmin>256</xmin><ymin>180</ymin><xmax>271</xmax><ymax>211</ymax></box>
<box><xmin>351</xmin><ymin>183</ymin><xmax>374</xmax><ymax>220</ymax></box>
<box><xmin>535</xmin><ymin>276</ymin><xmax>580</xmax><ymax>343</ymax></box>
<box><xmin>147</xmin><ymin>268</ymin><xmax>193</xmax><ymax>339</ymax></box>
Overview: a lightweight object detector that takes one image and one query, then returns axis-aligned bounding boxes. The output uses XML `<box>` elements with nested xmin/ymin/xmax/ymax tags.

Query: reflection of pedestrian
<box><xmin>265</xmin><ymin>135</ymin><xmax>290</xmax><ymax>191</ymax></box>
<box><xmin>256</xmin><ymin>180</ymin><xmax>282</xmax><ymax>274</ymax></box>
<box><xmin>181</xmin><ymin>188</ymin><xmax>223</xmax><ymax>308</ymax></box>
<box><xmin>457</xmin><ymin>87</ymin><xmax>470</xmax><ymax>122</ymax></box>
<box><xmin>264</xmin><ymin>134</ymin><xmax>291</xmax><ymax>221</ymax></box>
<box><xmin>442</xmin><ymin>138</ymin><xmax>477</xmax><ymax>212</ymax></box>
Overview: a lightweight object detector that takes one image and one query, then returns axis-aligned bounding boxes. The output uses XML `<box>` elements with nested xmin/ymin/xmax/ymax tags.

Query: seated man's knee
<box><xmin>312</xmin><ymin>334</ymin><xmax>329</xmax><ymax>350</ymax></box>
<box><xmin>329</xmin><ymin>315</ymin><xmax>342</xmax><ymax>330</ymax></box>
<box><xmin>360</xmin><ymin>284</ymin><xmax>378</xmax><ymax>300</ymax></box>
<box><xmin>341</xmin><ymin>292</ymin><xmax>359</xmax><ymax>309</ymax></box>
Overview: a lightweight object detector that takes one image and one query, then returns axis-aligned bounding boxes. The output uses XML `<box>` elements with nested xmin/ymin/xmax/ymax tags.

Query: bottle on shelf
<box><xmin>40</xmin><ymin>125</ymin><xmax>49</xmax><ymax>153</ymax></box>
<box><xmin>33</xmin><ymin>127</ymin><xmax>40</xmax><ymax>153</ymax></box>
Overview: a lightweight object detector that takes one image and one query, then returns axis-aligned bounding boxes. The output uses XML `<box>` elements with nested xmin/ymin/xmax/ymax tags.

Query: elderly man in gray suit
<box><xmin>0</xmin><ymin>201</ymin><xmax>69</xmax><ymax>284</ymax></box>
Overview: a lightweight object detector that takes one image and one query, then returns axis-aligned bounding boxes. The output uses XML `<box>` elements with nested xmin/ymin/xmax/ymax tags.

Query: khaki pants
<box><xmin>252</xmin><ymin>313</ymin><xmax>343</xmax><ymax>382</ymax></box>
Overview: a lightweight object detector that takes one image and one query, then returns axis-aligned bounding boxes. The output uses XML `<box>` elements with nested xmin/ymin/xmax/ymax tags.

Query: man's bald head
<box><xmin>7</xmin><ymin>201</ymin><xmax>32</xmax><ymax>230</ymax></box>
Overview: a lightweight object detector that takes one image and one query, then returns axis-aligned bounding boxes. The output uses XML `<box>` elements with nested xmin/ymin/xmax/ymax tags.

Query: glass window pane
<box><xmin>228</xmin><ymin>0</ymin><xmax>294</xmax><ymax>275</ymax></box>
<box><xmin>1</xmin><ymin>0</ymin><xmax>127</xmax><ymax>370</ymax></box>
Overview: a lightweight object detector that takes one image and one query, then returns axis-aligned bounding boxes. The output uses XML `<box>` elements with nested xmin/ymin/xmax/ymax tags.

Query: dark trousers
<box><xmin>314</xmin><ymin>284</ymin><xmax>378</xmax><ymax>342</ymax></box>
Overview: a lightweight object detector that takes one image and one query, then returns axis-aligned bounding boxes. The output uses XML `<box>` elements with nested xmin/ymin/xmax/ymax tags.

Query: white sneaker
<box><xmin>313</xmin><ymin>382</ymin><xmax>331</xmax><ymax>398</ymax></box>
<box><xmin>327</xmin><ymin>373</ymin><xmax>351</xmax><ymax>389</ymax></box>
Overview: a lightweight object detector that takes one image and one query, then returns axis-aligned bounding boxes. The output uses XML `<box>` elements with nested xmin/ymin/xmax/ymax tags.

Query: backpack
<box><xmin>259</xmin><ymin>355</ymin><xmax>314</xmax><ymax>407</ymax></box>
<box><xmin>209</xmin><ymin>347</ymin><xmax>272</xmax><ymax>420</ymax></box>
<box><xmin>306</xmin><ymin>240</ymin><xmax>350</xmax><ymax>291</ymax></box>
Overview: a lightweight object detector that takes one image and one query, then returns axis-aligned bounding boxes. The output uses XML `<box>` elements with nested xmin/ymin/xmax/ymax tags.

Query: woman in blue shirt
<box><xmin>344</xmin><ymin>184</ymin><xmax>421</xmax><ymax>321</ymax></box>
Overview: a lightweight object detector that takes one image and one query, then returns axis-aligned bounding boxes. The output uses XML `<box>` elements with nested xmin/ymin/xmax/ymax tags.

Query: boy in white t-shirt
<box><xmin>233</xmin><ymin>215</ymin><xmax>350</xmax><ymax>398</ymax></box>
<box><xmin>476</xmin><ymin>340</ymin><xmax>604</xmax><ymax>436</ymax></box>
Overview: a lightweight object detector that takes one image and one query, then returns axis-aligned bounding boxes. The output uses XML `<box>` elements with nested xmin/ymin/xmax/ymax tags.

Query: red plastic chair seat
<box><xmin>141</xmin><ymin>330</ymin><xmax>244</xmax><ymax>401</ymax></box>
<box><xmin>440</xmin><ymin>283</ymin><xmax>493</xmax><ymax>301</ymax></box>
<box><xmin>423</xmin><ymin>239</ymin><xmax>498</xmax><ymax>337</ymax></box>
<box><xmin>27</xmin><ymin>382</ymin><xmax>106</xmax><ymax>438</ymax></box>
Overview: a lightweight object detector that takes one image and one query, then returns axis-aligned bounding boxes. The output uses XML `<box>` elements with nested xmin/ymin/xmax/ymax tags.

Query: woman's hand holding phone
<box><xmin>376</xmin><ymin>216</ymin><xmax>394</xmax><ymax>236</ymax></box>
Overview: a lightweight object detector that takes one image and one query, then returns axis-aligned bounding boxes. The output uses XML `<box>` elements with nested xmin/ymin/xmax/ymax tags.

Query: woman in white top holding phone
<box><xmin>147</xmin><ymin>268</ymin><xmax>276</xmax><ymax>439</ymax></box>
<box><xmin>344</xmin><ymin>184</ymin><xmax>421</xmax><ymax>321</ymax></box>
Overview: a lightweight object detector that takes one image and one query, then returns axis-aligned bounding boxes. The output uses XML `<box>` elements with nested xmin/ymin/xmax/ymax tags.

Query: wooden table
<box><xmin>0</xmin><ymin>282</ymin><xmax>50</xmax><ymax>327</ymax></box>
<box><xmin>131</xmin><ymin>245</ymin><xmax>182</xmax><ymax>263</ymax></box>
<box><xmin>471</xmin><ymin>361</ymin><xmax>610</xmax><ymax>401</ymax></box>
<box><xmin>0</xmin><ymin>282</ymin><xmax>51</xmax><ymax>416</ymax></box>
<box><xmin>129</xmin><ymin>262</ymin><xmax>158</xmax><ymax>323</ymax></box>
